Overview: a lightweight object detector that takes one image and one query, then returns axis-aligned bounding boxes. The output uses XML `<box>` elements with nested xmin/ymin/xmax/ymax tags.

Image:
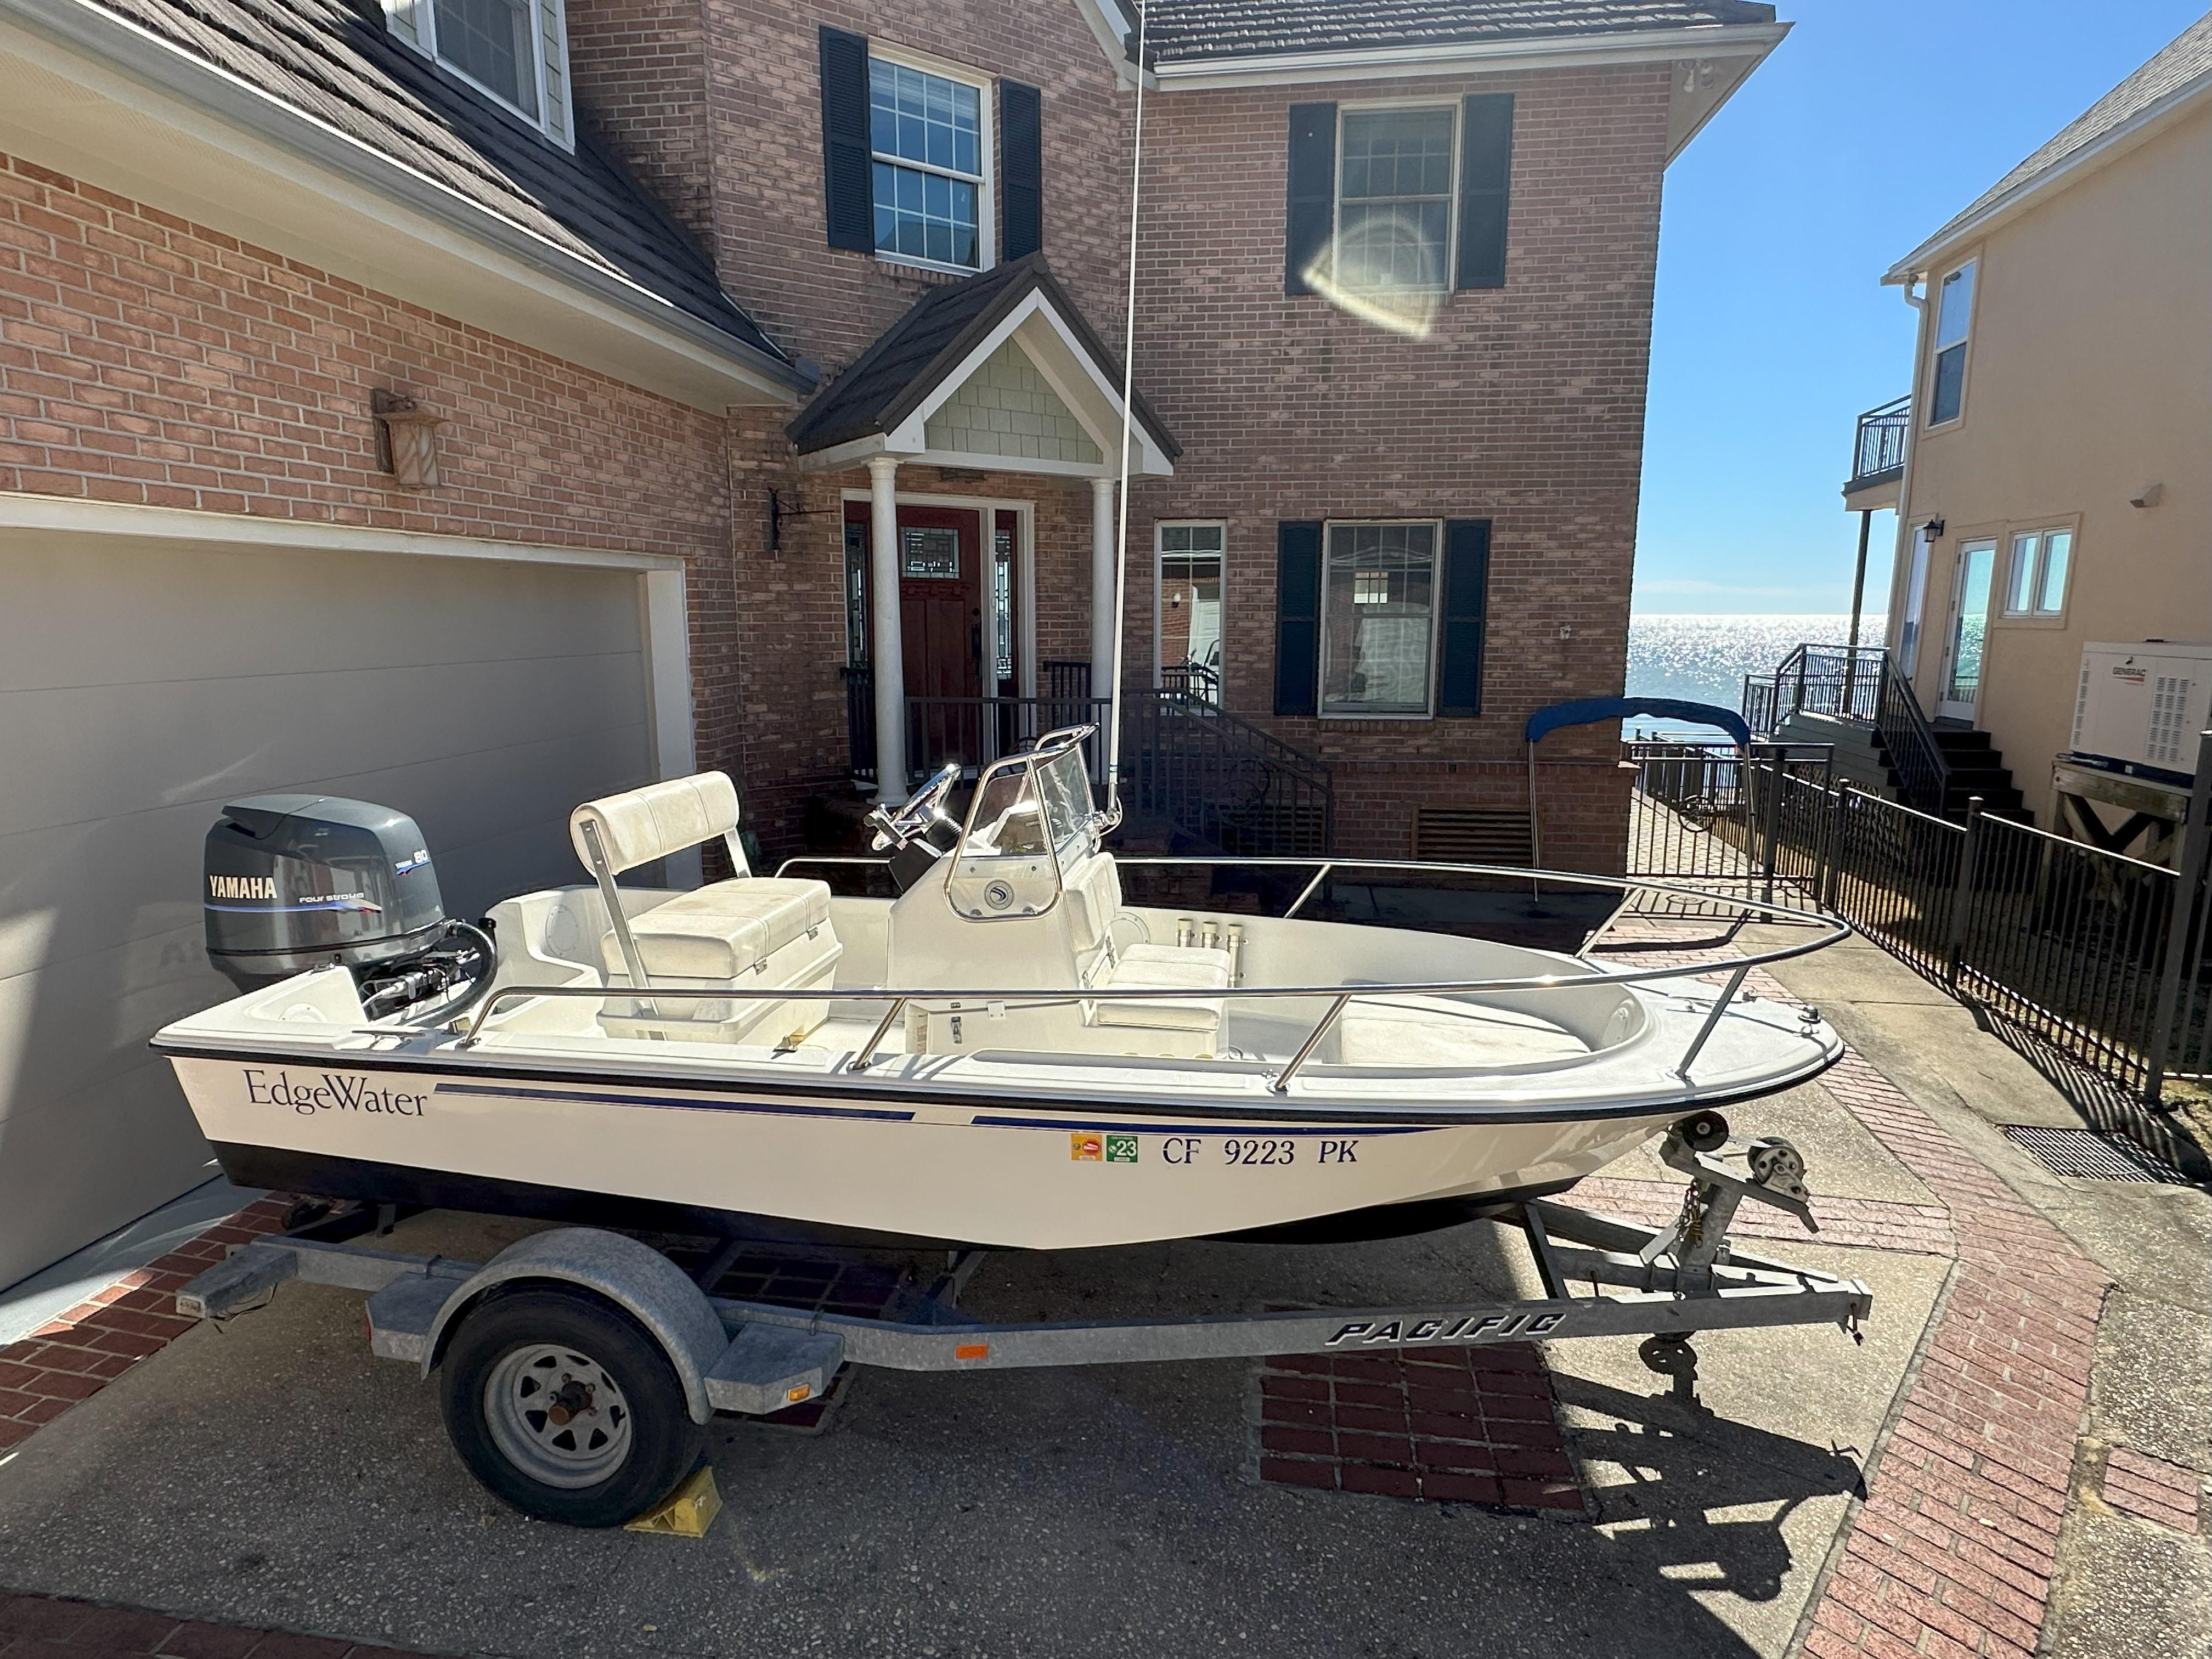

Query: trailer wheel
<box><xmin>437</xmin><ymin>1287</ymin><xmax>704</xmax><ymax>1528</ymax></box>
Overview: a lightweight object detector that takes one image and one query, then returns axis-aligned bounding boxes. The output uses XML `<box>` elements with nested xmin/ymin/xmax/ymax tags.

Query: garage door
<box><xmin>0</xmin><ymin>537</ymin><xmax>663</xmax><ymax>1289</ymax></box>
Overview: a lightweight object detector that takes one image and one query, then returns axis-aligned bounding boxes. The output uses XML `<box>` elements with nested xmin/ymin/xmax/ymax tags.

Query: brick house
<box><xmin>0</xmin><ymin>0</ymin><xmax>1781</xmax><ymax>1285</ymax></box>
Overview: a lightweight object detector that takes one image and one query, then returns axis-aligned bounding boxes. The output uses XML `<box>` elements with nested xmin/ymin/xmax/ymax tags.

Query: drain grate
<box><xmin>2001</xmin><ymin>1125</ymin><xmax>2188</xmax><ymax>1184</ymax></box>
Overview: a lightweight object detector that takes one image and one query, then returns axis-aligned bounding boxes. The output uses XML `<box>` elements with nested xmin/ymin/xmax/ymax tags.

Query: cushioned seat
<box><xmin>1090</xmin><ymin>943</ymin><xmax>1233</xmax><ymax>1032</ymax></box>
<box><xmin>601</xmin><ymin>878</ymin><xmax>831</xmax><ymax>981</ymax></box>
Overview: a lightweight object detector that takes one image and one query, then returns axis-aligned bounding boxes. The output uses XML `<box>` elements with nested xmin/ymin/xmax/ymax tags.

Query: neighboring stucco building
<box><xmin>1880</xmin><ymin>14</ymin><xmax>2212</xmax><ymax>844</ymax></box>
<box><xmin>0</xmin><ymin>0</ymin><xmax>1784</xmax><ymax>1288</ymax></box>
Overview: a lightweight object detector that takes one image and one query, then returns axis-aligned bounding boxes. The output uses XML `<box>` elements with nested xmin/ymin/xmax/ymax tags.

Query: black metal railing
<box><xmin>908</xmin><ymin>694</ymin><xmax>1115</xmax><ymax>785</ymax></box>
<box><xmin>1041</xmin><ymin>659</ymin><xmax>1092</xmax><ymax>701</ymax></box>
<box><xmin>843</xmin><ymin>667</ymin><xmax>1108</xmax><ymax>787</ymax></box>
<box><xmin>1124</xmin><ymin>690</ymin><xmax>1333</xmax><ymax>857</ymax></box>
<box><xmin>1848</xmin><ymin>394</ymin><xmax>1910</xmax><ymax>491</ymax></box>
<box><xmin>1743</xmin><ymin>644</ymin><xmax>1951</xmax><ymax>816</ymax></box>
<box><xmin>1160</xmin><ymin>661</ymin><xmax>1222</xmax><ymax>702</ymax></box>
<box><xmin>843</xmin><ymin>664</ymin><xmax>875</xmax><ymax>783</ymax></box>
<box><xmin>1628</xmin><ymin>752</ymin><xmax>2208</xmax><ymax>1171</ymax></box>
<box><xmin>1623</xmin><ymin>741</ymin><xmax>1833</xmax><ymax>909</ymax></box>
<box><xmin>1873</xmin><ymin>653</ymin><xmax>1952</xmax><ymax>815</ymax></box>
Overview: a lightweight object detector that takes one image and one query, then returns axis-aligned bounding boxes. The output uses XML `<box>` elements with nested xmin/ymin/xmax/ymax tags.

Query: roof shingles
<box><xmin>788</xmin><ymin>255</ymin><xmax>1177</xmax><ymax>460</ymax></box>
<box><xmin>80</xmin><ymin>0</ymin><xmax>786</xmax><ymax>363</ymax></box>
<box><xmin>1139</xmin><ymin>0</ymin><xmax>1778</xmax><ymax>64</ymax></box>
<box><xmin>1898</xmin><ymin>11</ymin><xmax>2212</xmax><ymax>272</ymax></box>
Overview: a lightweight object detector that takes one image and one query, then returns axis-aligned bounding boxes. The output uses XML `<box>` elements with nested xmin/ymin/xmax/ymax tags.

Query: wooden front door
<box><xmin>846</xmin><ymin>500</ymin><xmax>989</xmax><ymax>778</ymax></box>
<box><xmin>896</xmin><ymin>505</ymin><xmax>984</xmax><ymax>702</ymax></box>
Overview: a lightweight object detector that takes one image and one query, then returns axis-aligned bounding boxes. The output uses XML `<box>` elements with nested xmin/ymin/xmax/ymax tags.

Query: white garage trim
<box><xmin>0</xmin><ymin>493</ymin><xmax>699</xmax><ymax>820</ymax></box>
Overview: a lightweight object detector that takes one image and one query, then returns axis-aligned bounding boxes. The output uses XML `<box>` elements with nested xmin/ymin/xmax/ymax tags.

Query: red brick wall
<box><xmin>0</xmin><ymin>153</ymin><xmax>747</xmax><ymax>781</ymax></box>
<box><xmin>697</xmin><ymin>1</ymin><xmax>1132</xmax><ymax>376</ymax></box>
<box><xmin>1121</xmin><ymin>65</ymin><xmax>1671</xmax><ymax>871</ymax></box>
<box><xmin>565</xmin><ymin>0</ymin><xmax>717</xmax><ymax>245</ymax></box>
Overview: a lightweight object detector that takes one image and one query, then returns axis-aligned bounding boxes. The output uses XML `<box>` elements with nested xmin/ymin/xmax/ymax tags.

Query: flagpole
<box><xmin>1104</xmin><ymin>3</ymin><xmax>1149</xmax><ymax>820</ymax></box>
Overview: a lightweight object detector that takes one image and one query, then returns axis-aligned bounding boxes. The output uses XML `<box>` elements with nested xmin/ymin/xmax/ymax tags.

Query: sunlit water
<box><xmin>1623</xmin><ymin>614</ymin><xmax>1883</xmax><ymax>742</ymax></box>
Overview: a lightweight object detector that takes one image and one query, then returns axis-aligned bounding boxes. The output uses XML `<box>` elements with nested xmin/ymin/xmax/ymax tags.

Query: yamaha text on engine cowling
<box><xmin>203</xmin><ymin>794</ymin><xmax>491</xmax><ymax>1019</ymax></box>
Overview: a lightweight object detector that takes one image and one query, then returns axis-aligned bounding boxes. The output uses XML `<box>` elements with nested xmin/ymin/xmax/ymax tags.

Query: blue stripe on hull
<box><xmin>428</xmin><ymin>1081</ymin><xmax>1447</xmax><ymax>1137</ymax></box>
<box><xmin>433</xmin><ymin>1082</ymin><xmax>915</xmax><ymax>1122</ymax></box>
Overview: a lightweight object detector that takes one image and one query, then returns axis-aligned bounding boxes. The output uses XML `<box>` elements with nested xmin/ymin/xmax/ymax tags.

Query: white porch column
<box><xmin>1090</xmin><ymin>475</ymin><xmax>1118</xmax><ymax>704</ymax></box>
<box><xmin>867</xmin><ymin>455</ymin><xmax>907</xmax><ymax>800</ymax></box>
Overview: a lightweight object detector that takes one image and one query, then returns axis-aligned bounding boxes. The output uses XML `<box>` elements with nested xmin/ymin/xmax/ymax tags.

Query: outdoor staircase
<box><xmin>1123</xmin><ymin>691</ymin><xmax>1333</xmax><ymax>858</ymax></box>
<box><xmin>1748</xmin><ymin>645</ymin><xmax>2027</xmax><ymax>823</ymax></box>
<box><xmin>1926</xmin><ymin>725</ymin><xmax>2027</xmax><ymax>820</ymax></box>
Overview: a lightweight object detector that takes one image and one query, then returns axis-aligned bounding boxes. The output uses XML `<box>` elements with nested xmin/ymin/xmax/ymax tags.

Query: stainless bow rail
<box><xmin>438</xmin><ymin>861</ymin><xmax>1848</xmax><ymax>1092</ymax></box>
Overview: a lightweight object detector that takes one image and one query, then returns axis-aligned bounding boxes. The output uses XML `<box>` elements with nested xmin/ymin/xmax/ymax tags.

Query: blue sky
<box><xmin>1633</xmin><ymin>0</ymin><xmax>2207</xmax><ymax>617</ymax></box>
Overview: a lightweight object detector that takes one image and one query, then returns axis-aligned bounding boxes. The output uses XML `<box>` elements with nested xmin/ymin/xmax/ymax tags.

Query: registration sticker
<box><xmin>1071</xmin><ymin>1132</ymin><xmax>1103</xmax><ymax>1161</ymax></box>
<box><xmin>1105</xmin><ymin>1133</ymin><xmax>1138</xmax><ymax>1164</ymax></box>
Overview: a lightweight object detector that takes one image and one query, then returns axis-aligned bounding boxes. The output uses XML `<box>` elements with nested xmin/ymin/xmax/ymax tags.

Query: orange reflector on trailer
<box><xmin>954</xmin><ymin>1343</ymin><xmax>990</xmax><ymax>1361</ymax></box>
<box><xmin>785</xmin><ymin>1385</ymin><xmax>811</xmax><ymax>1404</ymax></box>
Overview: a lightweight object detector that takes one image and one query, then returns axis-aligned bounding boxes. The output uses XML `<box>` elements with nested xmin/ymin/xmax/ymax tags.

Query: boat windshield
<box><xmin>1034</xmin><ymin>744</ymin><xmax>1095</xmax><ymax>853</ymax></box>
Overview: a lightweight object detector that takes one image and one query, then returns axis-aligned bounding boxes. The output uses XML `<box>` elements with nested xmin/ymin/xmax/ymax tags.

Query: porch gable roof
<box><xmin>787</xmin><ymin>255</ymin><xmax>1180</xmax><ymax>475</ymax></box>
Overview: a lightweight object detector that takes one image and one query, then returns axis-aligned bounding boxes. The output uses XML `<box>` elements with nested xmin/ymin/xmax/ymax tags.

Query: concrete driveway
<box><xmin>0</xmin><ymin>1179</ymin><xmax>1942</xmax><ymax>1659</ymax></box>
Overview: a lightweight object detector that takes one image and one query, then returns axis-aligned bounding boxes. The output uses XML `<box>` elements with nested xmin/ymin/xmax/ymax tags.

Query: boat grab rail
<box><xmin>438</xmin><ymin>860</ymin><xmax>1847</xmax><ymax>1092</ymax></box>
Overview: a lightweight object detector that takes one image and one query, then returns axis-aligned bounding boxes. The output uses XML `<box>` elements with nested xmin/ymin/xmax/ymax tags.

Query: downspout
<box><xmin>1886</xmin><ymin>275</ymin><xmax>1930</xmax><ymax>670</ymax></box>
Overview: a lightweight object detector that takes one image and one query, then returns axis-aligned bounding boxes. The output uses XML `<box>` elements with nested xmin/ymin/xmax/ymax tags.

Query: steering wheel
<box><xmin>868</xmin><ymin>762</ymin><xmax>962</xmax><ymax>850</ymax></box>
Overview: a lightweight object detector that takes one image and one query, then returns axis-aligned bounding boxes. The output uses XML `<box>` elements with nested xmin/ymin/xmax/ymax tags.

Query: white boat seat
<box><xmin>1090</xmin><ymin>944</ymin><xmax>1233</xmax><ymax>1033</ymax></box>
<box><xmin>600</xmin><ymin>879</ymin><xmax>832</xmax><ymax>982</ymax></box>
<box><xmin>572</xmin><ymin>771</ymin><xmax>745</xmax><ymax>876</ymax></box>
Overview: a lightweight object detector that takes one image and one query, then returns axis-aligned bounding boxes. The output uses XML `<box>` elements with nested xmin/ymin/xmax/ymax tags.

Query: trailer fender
<box><xmin>415</xmin><ymin>1228</ymin><xmax>725</xmax><ymax>1425</ymax></box>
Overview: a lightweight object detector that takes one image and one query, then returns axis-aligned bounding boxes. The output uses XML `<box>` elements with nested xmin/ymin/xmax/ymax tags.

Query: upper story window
<box><xmin>2005</xmin><ymin>528</ymin><xmax>2073</xmax><ymax>618</ymax></box>
<box><xmin>1927</xmin><ymin>260</ymin><xmax>1976</xmax><ymax>426</ymax></box>
<box><xmin>821</xmin><ymin>31</ymin><xmax>1040</xmax><ymax>270</ymax></box>
<box><xmin>1321</xmin><ymin>521</ymin><xmax>1439</xmax><ymax>717</ymax></box>
<box><xmin>384</xmin><ymin>0</ymin><xmax>572</xmax><ymax>146</ymax></box>
<box><xmin>1338</xmin><ymin>108</ymin><xmax>1457</xmax><ymax>297</ymax></box>
<box><xmin>1285</xmin><ymin>94</ymin><xmax>1513</xmax><ymax>311</ymax></box>
<box><xmin>870</xmin><ymin>55</ymin><xmax>989</xmax><ymax>270</ymax></box>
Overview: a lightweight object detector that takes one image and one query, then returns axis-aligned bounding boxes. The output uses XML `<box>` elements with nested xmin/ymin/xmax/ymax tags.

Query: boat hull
<box><xmin>167</xmin><ymin>1052</ymin><xmax>1697</xmax><ymax>1250</ymax></box>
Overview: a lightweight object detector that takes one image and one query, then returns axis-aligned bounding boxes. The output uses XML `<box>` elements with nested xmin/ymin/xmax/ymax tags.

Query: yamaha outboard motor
<box><xmin>204</xmin><ymin>795</ymin><xmax>492</xmax><ymax>1018</ymax></box>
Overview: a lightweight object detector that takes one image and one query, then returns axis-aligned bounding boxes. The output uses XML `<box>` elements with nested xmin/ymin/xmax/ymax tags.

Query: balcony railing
<box><xmin>1847</xmin><ymin>395</ymin><xmax>1910</xmax><ymax>493</ymax></box>
<box><xmin>1160</xmin><ymin>661</ymin><xmax>1222</xmax><ymax>702</ymax></box>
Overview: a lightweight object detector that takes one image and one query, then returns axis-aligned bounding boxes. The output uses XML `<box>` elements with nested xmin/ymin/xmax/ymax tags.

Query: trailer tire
<box><xmin>437</xmin><ymin>1287</ymin><xmax>705</xmax><ymax>1528</ymax></box>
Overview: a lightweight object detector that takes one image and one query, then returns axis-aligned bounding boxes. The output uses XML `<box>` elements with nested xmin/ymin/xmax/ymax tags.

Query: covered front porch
<box><xmin>787</xmin><ymin>255</ymin><xmax>1178</xmax><ymax>800</ymax></box>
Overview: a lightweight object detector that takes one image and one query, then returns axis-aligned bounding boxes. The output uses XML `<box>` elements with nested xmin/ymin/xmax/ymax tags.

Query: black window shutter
<box><xmin>1454</xmin><ymin>93</ymin><xmax>1514</xmax><ymax>290</ymax></box>
<box><xmin>1001</xmin><ymin>80</ymin><xmax>1043</xmax><ymax>259</ymax></box>
<box><xmin>1284</xmin><ymin>103</ymin><xmax>1337</xmax><ymax>296</ymax></box>
<box><xmin>1437</xmin><ymin>520</ymin><xmax>1492</xmax><ymax>716</ymax></box>
<box><xmin>820</xmin><ymin>27</ymin><xmax>873</xmax><ymax>252</ymax></box>
<box><xmin>1274</xmin><ymin>521</ymin><xmax>1324</xmax><ymax>715</ymax></box>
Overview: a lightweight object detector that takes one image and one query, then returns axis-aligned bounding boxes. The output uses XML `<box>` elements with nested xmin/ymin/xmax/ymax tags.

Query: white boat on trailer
<box><xmin>157</xmin><ymin>724</ymin><xmax>1875</xmax><ymax>1527</ymax></box>
<box><xmin>156</xmin><ymin>727</ymin><xmax>1848</xmax><ymax>1253</ymax></box>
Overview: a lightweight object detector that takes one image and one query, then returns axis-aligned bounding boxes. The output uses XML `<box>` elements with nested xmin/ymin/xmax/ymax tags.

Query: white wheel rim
<box><xmin>483</xmin><ymin>1342</ymin><xmax>634</xmax><ymax>1489</ymax></box>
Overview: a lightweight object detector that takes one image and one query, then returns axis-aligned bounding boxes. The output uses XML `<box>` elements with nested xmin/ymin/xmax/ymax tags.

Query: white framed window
<box><xmin>2004</xmin><ymin>528</ymin><xmax>2074</xmax><ymax>619</ymax></box>
<box><xmin>1927</xmin><ymin>259</ymin><xmax>1976</xmax><ymax>426</ymax></box>
<box><xmin>1155</xmin><ymin>523</ymin><xmax>1224</xmax><ymax>696</ymax></box>
<box><xmin>1320</xmin><ymin>520</ymin><xmax>1440</xmax><ymax>718</ymax></box>
<box><xmin>383</xmin><ymin>0</ymin><xmax>572</xmax><ymax>146</ymax></box>
<box><xmin>869</xmin><ymin>48</ymin><xmax>994</xmax><ymax>272</ymax></box>
<box><xmin>1335</xmin><ymin>104</ymin><xmax>1458</xmax><ymax>300</ymax></box>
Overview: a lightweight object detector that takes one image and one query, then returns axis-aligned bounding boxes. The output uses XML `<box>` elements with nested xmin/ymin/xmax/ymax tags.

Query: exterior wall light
<box><xmin>372</xmin><ymin>389</ymin><xmax>444</xmax><ymax>489</ymax></box>
<box><xmin>1918</xmin><ymin>517</ymin><xmax>1945</xmax><ymax>541</ymax></box>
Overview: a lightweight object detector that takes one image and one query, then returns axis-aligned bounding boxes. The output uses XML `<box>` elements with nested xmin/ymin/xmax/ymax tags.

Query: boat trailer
<box><xmin>175</xmin><ymin>1124</ymin><xmax>1870</xmax><ymax>1527</ymax></box>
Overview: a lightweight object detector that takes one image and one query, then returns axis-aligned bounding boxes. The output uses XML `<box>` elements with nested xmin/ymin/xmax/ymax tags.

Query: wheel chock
<box><xmin>623</xmin><ymin>1464</ymin><xmax>721</xmax><ymax>1538</ymax></box>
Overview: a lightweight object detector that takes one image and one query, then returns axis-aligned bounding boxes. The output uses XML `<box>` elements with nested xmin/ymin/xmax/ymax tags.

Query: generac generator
<box><xmin>2066</xmin><ymin>642</ymin><xmax>2212</xmax><ymax>785</ymax></box>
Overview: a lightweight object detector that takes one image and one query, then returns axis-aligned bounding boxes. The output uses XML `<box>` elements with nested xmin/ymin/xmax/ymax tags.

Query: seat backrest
<box><xmin>1061</xmin><ymin>850</ymin><xmax>1125</xmax><ymax>974</ymax></box>
<box><xmin>570</xmin><ymin>771</ymin><xmax>744</xmax><ymax>877</ymax></box>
